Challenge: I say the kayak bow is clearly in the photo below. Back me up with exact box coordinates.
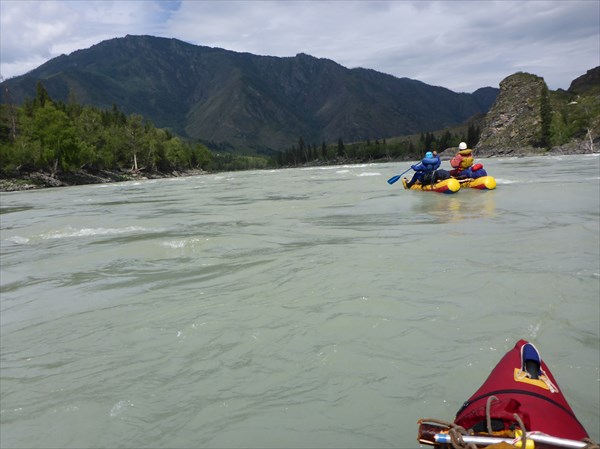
[417,340,595,449]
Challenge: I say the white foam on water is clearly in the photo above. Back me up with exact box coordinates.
[109,400,134,417]
[6,236,30,244]
[301,165,344,171]
[528,322,541,339]
[41,226,148,240]
[161,237,207,249]
[495,178,517,184]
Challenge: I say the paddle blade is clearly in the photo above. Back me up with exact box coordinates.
[387,175,401,185]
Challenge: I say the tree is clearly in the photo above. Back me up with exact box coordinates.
[298,137,307,162]
[438,130,452,150]
[66,89,83,118]
[191,143,212,169]
[539,84,552,149]
[0,104,13,143]
[126,114,144,170]
[424,132,435,151]
[31,103,81,173]
[337,138,345,157]
[467,124,480,148]
[73,108,104,168]
[0,78,18,141]
[33,82,52,109]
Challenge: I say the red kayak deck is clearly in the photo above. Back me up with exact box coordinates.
[455,339,589,440]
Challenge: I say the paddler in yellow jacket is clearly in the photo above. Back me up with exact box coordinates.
[449,142,487,179]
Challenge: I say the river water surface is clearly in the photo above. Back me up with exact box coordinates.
[1,154,599,448]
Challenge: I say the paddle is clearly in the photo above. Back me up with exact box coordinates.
[432,432,587,449]
[418,422,588,449]
[387,167,413,185]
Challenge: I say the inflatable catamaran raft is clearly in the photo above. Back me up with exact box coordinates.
[400,175,496,193]
[401,177,461,194]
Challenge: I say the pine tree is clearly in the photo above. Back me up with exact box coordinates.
[337,138,345,157]
[34,82,52,109]
[466,124,482,148]
[540,84,552,149]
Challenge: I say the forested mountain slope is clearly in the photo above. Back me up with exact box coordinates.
[1,35,497,152]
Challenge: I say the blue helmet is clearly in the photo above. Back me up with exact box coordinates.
[425,151,433,158]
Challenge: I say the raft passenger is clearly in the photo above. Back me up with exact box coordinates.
[405,151,441,188]
[449,142,487,179]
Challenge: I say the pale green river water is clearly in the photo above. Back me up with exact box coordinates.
[1,154,599,448]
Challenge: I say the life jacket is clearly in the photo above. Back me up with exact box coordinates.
[451,150,474,169]
[420,156,441,172]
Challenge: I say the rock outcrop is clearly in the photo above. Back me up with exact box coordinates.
[475,68,599,157]
[475,72,548,156]
[568,66,600,94]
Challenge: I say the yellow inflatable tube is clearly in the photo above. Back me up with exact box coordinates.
[458,176,496,190]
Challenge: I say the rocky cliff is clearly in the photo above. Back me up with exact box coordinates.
[475,72,548,156]
[568,66,600,94]
[475,69,599,156]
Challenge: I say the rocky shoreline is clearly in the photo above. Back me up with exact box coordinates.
[0,168,206,193]
[474,137,597,158]
[0,139,596,193]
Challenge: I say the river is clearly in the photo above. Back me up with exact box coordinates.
[1,154,599,448]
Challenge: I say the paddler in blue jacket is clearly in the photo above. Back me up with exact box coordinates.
[404,151,441,188]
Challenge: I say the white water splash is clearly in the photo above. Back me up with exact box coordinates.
[41,226,148,240]
[162,237,207,249]
[6,236,29,244]
[110,400,134,417]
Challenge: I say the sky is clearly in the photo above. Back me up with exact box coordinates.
[1,0,599,93]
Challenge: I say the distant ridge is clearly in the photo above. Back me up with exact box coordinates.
[568,66,600,94]
[1,35,498,152]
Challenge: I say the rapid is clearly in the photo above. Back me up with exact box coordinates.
[1,154,599,448]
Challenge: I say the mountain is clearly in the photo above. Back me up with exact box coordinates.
[1,35,498,153]
[568,66,600,95]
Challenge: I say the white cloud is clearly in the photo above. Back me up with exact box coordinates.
[1,0,598,92]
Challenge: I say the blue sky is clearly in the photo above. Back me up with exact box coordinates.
[1,0,598,93]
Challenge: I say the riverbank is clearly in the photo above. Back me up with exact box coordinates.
[0,168,206,192]
[474,136,597,158]
[1,138,596,193]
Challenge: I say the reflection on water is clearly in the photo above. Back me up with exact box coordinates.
[411,190,497,223]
